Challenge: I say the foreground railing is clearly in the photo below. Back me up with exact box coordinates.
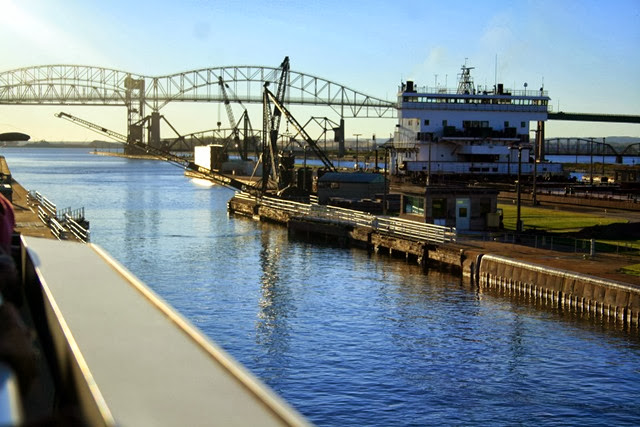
[17,235,309,426]
[237,193,456,244]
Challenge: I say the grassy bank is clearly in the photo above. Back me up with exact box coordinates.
[498,203,627,232]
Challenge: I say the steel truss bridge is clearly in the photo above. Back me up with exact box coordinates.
[544,137,640,162]
[0,64,396,118]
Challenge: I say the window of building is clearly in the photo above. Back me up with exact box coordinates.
[432,198,447,218]
[405,195,425,216]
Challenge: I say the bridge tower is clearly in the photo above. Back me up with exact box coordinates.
[149,111,161,149]
[125,76,145,152]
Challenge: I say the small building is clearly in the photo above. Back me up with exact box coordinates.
[193,144,257,175]
[614,168,640,189]
[401,185,499,231]
[317,172,387,204]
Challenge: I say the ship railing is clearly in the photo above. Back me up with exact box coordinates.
[407,102,550,114]
[64,213,90,243]
[401,85,549,97]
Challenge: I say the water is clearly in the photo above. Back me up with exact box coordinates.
[3,147,640,426]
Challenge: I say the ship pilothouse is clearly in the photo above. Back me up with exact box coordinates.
[391,63,563,181]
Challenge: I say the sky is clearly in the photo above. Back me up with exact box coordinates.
[0,0,639,142]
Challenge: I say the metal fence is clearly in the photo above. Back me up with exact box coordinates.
[28,191,90,242]
[468,231,639,256]
[237,192,456,244]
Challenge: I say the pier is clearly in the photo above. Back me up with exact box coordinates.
[228,192,640,325]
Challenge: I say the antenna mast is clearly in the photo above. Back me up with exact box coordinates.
[456,62,475,95]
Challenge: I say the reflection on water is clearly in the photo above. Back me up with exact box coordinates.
[3,148,640,426]
[255,228,294,379]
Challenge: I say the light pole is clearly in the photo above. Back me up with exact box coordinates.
[353,133,362,170]
[383,146,389,215]
[590,137,594,185]
[510,144,524,233]
[531,129,538,206]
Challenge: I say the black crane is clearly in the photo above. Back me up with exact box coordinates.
[55,112,259,195]
[262,56,290,192]
[217,77,256,161]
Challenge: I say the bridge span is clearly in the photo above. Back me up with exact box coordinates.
[0,64,396,118]
[2,64,639,155]
[544,137,640,162]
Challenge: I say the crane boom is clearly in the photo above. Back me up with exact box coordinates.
[218,77,237,137]
[264,89,336,172]
[55,112,128,142]
[55,111,260,195]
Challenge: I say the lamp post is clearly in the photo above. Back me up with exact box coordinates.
[590,137,594,185]
[510,144,524,233]
[353,133,362,170]
[530,129,538,206]
[383,146,389,215]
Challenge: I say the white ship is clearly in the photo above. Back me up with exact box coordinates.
[390,64,563,181]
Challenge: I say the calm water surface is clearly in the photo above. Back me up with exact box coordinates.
[3,147,640,426]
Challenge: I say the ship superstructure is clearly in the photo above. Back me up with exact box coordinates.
[391,64,563,180]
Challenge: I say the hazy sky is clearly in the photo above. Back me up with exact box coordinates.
[1,0,639,142]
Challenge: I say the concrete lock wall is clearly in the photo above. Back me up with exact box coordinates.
[477,254,640,326]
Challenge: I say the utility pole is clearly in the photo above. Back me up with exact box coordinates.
[516,145,523,233]
[353,133,362,170]
[590,137,594,185]
[531,130,538,206]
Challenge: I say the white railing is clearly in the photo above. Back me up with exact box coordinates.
[237,193,456,244]
[64,213,90,243]
[38,205,69,240]
[29,191,57,217]
[29,191,89,242]
[375,217,456,244]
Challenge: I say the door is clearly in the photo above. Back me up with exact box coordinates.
[455,198,470,230]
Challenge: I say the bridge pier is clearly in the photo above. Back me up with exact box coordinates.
[149,111,161,148]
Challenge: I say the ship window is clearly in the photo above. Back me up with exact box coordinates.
[424,119,430,126]
[442,120,448,127]
[504,121,509,128]
[521,121,526,128]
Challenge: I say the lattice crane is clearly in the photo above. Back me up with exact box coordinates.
[218,77,254,161]
[55,111,259,195]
